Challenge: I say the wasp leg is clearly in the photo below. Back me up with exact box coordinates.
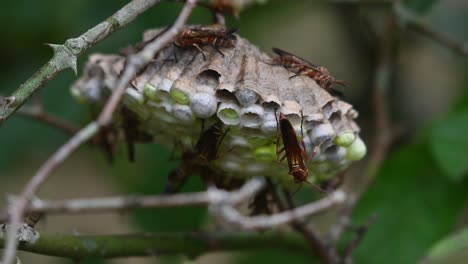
[288,73,301,80]
[192,44,207,61]
[212,46,225,57]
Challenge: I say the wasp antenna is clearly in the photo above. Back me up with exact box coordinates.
[291,183,303,196]
[334,80,348,87]
[227,28,239,34]
[288,73,301,80]
[272,47,288,56]
[272,47,296,57]
[213,46,226,57]
[304,179,328,195]
[330,88,344,98]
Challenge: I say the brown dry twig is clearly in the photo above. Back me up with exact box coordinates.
[268,180,336,264]
[332,0,468,57]
[343,214,377,262]
[0,94,79,134]
[394,3,468,56]
[13,94,80,134]
[15,106,80,135]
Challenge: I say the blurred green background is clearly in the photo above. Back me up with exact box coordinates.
[1,0,468,263]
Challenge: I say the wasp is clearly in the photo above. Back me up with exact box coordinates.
[276,112,325,193]
[164,121,228,194]
[174,24,237,60]
[271,47,347,96]
[120,107,153,162]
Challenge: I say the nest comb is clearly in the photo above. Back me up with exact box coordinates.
[71,28,366,187]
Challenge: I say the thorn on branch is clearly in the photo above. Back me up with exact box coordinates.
[45,44,78,75]
[0,97,16,109]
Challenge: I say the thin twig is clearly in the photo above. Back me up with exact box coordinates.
[213,189,346,230]
[331,0,468,57]
[1,1,199,263]
[343,214,377,262]
[0,94,79,134]
[0,0,163,125]
[1,93,83,137]
[16,106,80,134]
[214,12,226,26]
[0,231,312,259]
[394,3,468,56]
[1,178,265,221]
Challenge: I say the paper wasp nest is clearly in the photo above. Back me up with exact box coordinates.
[72,28,366,187]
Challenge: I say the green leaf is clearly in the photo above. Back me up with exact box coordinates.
[353,143,466,264]
[430,110,468,181]
[420,227,468,264]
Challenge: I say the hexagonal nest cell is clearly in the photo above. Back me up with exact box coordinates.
[72,27,366,188]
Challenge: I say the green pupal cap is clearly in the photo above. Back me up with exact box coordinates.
[334,132,356,147]
[170,88,191,105]
[254,144,277,162]
[143,83,162,103]
[345,137,366,161]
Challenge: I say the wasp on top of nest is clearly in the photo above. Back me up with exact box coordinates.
[174,24,238,60]
[270,47,347,97]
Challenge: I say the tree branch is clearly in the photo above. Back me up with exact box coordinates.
[0,0,162,125]
[0,231,311,260]
[1,178,265,221]
[343,214,377,261]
